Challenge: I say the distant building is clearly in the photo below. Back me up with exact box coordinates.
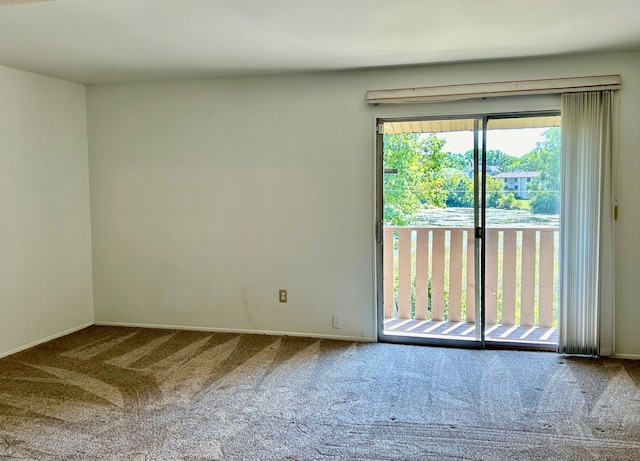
[493,171,539,199]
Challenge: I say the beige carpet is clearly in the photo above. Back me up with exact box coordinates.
[1,326,640,460]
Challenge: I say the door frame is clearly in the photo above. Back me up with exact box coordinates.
[375,115,485,349]
[375,111,561,351]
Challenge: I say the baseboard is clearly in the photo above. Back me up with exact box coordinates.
[93,321,374,343]
[0,322,94,359]
[614,353,640,360]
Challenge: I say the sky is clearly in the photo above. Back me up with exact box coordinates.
[436,127,547,157]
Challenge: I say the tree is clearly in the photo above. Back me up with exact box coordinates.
[519,128,561,213]
[496,193,521,210]
[441,172,506,208]
[530,191,558,214]
[485,175,506,208]
[463,149,520,172]
[383,133,447,225]
[441,152,471,170]
[444,172,473,207]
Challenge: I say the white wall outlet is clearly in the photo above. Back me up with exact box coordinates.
[332,315,341,329]
[279,289,287,303]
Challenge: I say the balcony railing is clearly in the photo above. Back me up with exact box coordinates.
[383,227,559,332]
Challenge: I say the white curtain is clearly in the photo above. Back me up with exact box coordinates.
[558,91,615,356]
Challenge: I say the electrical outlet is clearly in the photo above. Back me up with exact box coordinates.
[332,315,341,329]
[279,289,287,303]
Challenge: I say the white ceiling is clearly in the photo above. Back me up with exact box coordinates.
[0,0,639,85]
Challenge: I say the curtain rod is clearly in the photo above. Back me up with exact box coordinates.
[366,75,621,104]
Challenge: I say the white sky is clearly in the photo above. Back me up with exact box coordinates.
[437,127,547,157]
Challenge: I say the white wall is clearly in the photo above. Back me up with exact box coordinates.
[0,65,93,357]
[87,51,640,354]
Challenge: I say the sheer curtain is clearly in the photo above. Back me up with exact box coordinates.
[558,91,615,355]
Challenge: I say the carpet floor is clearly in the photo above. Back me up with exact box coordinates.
[1,326,640,460]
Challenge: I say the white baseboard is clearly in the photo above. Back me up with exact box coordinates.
[614,353,640,360]
[0,322,94,359]
[93,321,374,343]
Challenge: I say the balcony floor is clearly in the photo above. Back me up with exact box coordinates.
[383,318,558,347]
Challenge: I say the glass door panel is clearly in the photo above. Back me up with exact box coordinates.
[379,118,483,345]
[482,116,560,347]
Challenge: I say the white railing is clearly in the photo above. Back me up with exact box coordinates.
[384,227,558,327]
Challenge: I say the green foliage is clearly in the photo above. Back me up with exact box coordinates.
[518,128,560,176]
[485,176,506,208]
[496,193,521,210]
[384,127,561,221]
[520,128,561,214]
[383,133,447,225]
[444,172,473,207]
[530,191,560,214]
[463,149,520,172]
[441,173,506,208]
[441,152,471,170]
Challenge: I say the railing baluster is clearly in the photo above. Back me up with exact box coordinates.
[520,229,536,326]
[485,228,499,325]
[414,229,429,320]
[383,228,395,319]
[397,228,412,319]
[502,229,517,325]
[448,229,463,322]
[466,229,476,323]
[431,229,445,321]
[538,230,555,327]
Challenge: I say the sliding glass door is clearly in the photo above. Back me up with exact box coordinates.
[377,114,560,350]
[377,117,484,347]
[483,117,560,347]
